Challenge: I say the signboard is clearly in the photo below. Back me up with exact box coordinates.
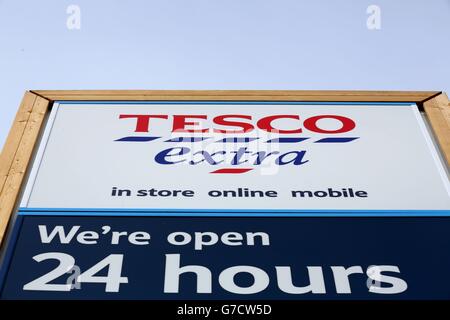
[0,91,449,302]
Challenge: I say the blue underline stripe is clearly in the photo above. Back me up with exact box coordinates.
[266,137,309,143]
[165,137,210,142]
[315,137,359,143]
[218,137,259,143]
[115,136,159,142]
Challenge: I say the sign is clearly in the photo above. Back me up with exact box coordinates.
[1,95,449,301]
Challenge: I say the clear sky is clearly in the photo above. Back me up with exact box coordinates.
[0,0,449,148]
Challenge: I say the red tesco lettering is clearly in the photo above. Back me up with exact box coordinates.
[119,114,356,134]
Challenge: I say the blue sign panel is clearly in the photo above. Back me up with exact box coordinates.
[1,214,450,299]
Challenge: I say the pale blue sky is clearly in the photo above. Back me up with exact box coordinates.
[0,0,449,148]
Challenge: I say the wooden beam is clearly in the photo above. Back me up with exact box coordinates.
[0,93,50,245]
[423,93,450,166]
[32,90,440,103]
[0,92,37,197]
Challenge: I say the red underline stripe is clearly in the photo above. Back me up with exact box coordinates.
[210,168,253,174]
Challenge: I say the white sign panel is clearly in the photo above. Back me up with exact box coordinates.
[20,102,450,213]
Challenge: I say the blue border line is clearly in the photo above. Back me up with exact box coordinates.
[56,101,415,106]
[18,212,450,217]
[18,208,450,217]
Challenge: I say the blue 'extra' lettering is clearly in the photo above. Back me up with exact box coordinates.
[154,147,309,166]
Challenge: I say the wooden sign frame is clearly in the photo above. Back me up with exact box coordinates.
[0,90,449,247]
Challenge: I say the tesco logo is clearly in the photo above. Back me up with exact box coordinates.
[115,114,359,174]
[118,114,356,134]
